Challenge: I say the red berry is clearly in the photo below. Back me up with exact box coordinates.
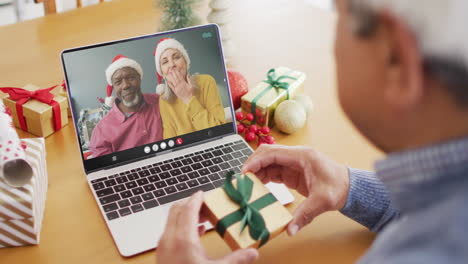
[249,125,258,134]
[246,113,254,122]
[261,127,270,135]
[265,135,275,144]
[258,141,264,146]
[237,123,245,133]
[235,112,245,121]
[245,132,256,142]
[258,116,266,125]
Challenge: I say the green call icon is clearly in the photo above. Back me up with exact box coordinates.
[202,32,213,39]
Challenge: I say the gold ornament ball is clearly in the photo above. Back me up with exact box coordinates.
[292,94,313,118]
[274,100,307,134]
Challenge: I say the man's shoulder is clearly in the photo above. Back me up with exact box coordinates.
[364,245,468,264]
[363,198,468,263]
[361,180,468,263]
[395,188,468,245]
[442,186,468,229]
[412,187,468,234]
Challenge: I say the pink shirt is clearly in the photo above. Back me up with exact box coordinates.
[89,93,163,158]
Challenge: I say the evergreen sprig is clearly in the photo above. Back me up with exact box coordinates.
[156,0,201,31]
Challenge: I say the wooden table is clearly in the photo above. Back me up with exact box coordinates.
[0,0,381,263]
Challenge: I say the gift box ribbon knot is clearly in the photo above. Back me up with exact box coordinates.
[0,85,63,132]
[216,171,278,247]
[251,68,297,124]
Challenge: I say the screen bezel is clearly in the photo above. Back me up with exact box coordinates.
[60,24,237,174]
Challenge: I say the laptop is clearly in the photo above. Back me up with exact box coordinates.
[61,24,294,257]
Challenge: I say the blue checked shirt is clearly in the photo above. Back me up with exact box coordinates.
[340,137,468,263]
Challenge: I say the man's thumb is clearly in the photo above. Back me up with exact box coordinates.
[221,248,259,264]
[288,196,323,236]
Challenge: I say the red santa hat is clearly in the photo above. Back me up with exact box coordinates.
[153,38,190,94]
[104,54,144,106]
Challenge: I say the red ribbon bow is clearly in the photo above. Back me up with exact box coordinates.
[0,85,62,132]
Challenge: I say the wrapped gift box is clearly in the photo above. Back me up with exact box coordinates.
[203,172,292,250]
[51,83,72,117]
[0,138,48,248]
[240,67,306,127]
[0,84,68,137]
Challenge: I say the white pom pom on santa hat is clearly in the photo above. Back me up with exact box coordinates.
[104,54,144,106]
[104,87,115,107]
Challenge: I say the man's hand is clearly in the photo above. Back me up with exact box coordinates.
[242,144,350,236]
[165,71,194,104]
[157,191,259,264]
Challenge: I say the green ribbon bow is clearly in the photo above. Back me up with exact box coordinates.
[216,171,277,247]
[250,68,297,124]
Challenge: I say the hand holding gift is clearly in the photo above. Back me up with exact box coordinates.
[157,171,292,264]
[242,144,350,235]
[203,171,292,249]
[157,191,259,264]
[157,144,351,263]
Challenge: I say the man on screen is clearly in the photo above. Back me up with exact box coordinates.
[89,54,163,158]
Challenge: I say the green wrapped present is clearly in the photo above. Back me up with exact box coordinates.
[240,67,306,127]
[203,172,292,249]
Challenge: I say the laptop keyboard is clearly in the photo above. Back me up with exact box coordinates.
[90,140,253,221]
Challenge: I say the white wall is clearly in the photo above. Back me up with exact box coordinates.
[304,0,332,9]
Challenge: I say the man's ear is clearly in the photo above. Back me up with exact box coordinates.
[380,11,425,111]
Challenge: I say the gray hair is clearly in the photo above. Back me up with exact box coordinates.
[348,0,468,107]
[160,81,176,102]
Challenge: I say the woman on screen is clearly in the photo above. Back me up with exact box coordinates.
[154,38,226,139]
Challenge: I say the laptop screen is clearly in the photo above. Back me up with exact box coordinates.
[61,24,235,173]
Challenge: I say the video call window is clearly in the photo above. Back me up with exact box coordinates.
[62,25,233,163]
